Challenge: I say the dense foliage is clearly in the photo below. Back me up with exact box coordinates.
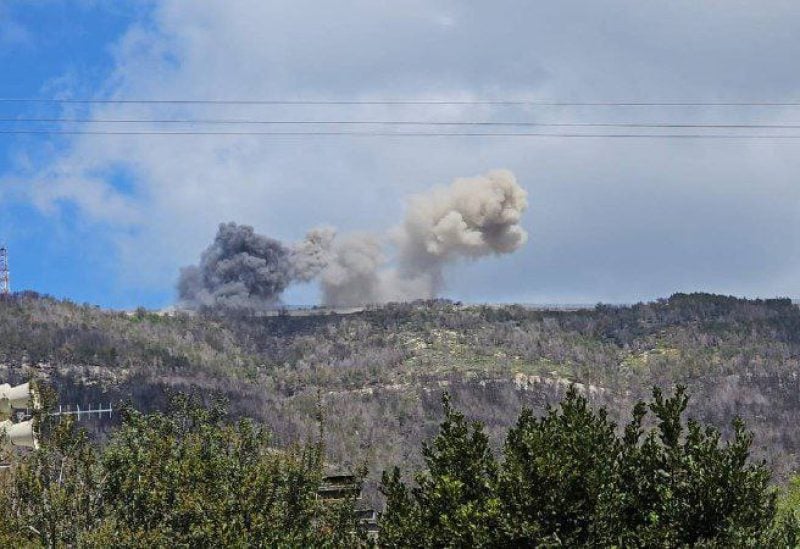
[380,388,799,547]
[0,394,368,548]
[3,385,798,547]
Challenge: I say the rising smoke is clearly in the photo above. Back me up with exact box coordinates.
[177,223,293,310]
[178,170,528,310]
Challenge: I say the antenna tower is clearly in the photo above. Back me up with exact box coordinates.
[0,246,8,295]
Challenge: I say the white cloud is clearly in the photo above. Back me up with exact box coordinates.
[8,0,800,304]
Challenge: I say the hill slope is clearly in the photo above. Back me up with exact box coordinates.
[2,292,800,501]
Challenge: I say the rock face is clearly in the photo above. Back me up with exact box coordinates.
[2,292,800,506]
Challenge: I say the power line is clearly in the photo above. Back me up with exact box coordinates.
[2,98,800,107]
[3,129,800,138]
[3,117,800,129]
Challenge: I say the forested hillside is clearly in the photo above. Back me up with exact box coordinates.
[2,292,800,503]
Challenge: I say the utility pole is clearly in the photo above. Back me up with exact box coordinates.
[0,245,9,295]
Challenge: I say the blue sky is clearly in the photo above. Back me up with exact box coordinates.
[0,2,154,307]
[3,1,800,310]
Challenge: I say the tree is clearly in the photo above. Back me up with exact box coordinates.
[380,394,501,547]
[0,415,100,547]
[0,392,369,548]
[381,387,791,548]
[613,387,776,546]
[498,386,621,546]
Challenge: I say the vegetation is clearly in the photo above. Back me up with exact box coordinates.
[3,291,800,504]
[0,393,368,548]
[2,386,799,547]
[380,388,799,547]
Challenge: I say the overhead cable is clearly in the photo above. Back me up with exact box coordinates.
[2,98,800,107]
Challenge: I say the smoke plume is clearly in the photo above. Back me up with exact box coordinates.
[393,168,529,297]
[288,227,336,282]
[178,170,528,310]
[177,222,293,310]
[319,234,384,306]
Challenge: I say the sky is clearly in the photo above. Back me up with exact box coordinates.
[2,1,800,309]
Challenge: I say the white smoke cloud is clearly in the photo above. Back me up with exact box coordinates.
[319,233,384,306]
[396,169,527,272]
[289,227,336,282]
[321,169,529,305]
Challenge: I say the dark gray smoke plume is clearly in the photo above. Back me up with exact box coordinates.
[178,170,528,310]
[177,222,293,310]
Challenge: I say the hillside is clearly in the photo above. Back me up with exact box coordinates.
[2,292,800,503]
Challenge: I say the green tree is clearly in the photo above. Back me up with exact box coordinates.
[778,473,800,520]
[498,386,621,546]
[0,415,100,547]
[614,387,776,546]
[380,394,501,548]
[381,387,792,548]
[0,392,369,548]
